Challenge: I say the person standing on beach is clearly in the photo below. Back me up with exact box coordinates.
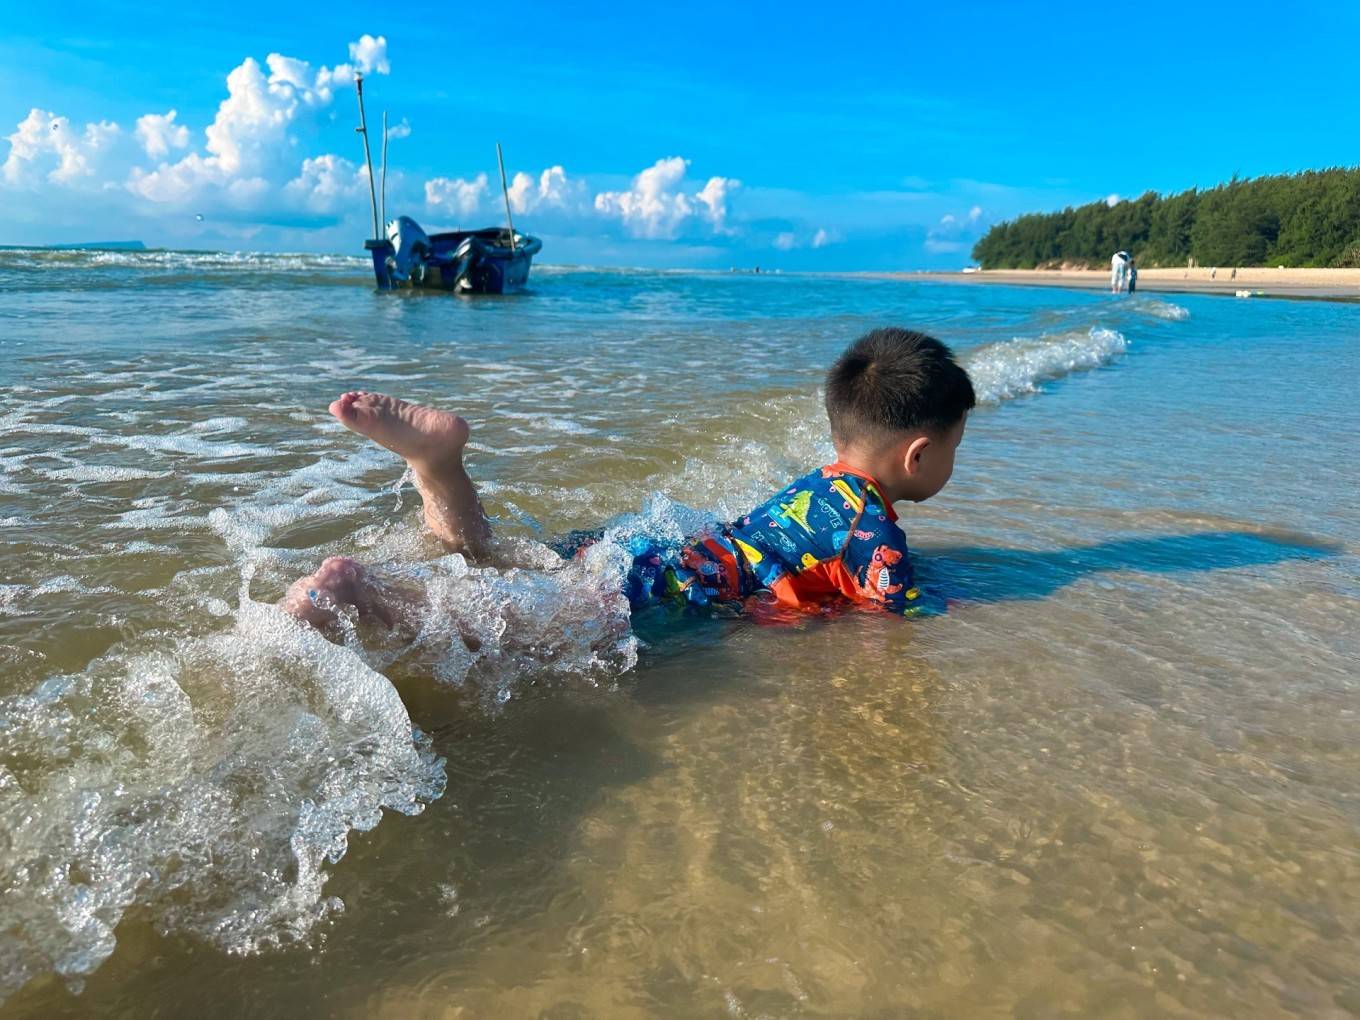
[1128,257,1138,293]
[1110,251,1129,293]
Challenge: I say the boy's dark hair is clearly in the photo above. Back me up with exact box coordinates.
[825,327,976,447]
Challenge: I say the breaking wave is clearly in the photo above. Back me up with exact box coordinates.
[963,326,1128,404]
[1129,297,1191,321]
[0,248,370,291]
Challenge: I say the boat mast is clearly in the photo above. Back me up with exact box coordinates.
[379,110,389,230]
[496,142,517,252]
[353,73,380,240]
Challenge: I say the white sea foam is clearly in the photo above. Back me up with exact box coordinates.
[190,416,250,433]
[963,327,1128,405]
[45,464,173,483]
[495,409,598,435]
[91,431,271,460]
[0,576,121,615]
[4,248,367,274]
[101,504,213,532]
[0,599,445,1002]
[1129,298,1190,321]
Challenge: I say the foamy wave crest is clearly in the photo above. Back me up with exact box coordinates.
[0,600,445,1002]
[1129,298,1190,321]
[0,248,371,292]
[963,327,1128,404]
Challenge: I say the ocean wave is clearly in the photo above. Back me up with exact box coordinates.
[963,327,1128,404]
[1128,298,1190,321]
[0,248,367,272]
[0,248,370,292]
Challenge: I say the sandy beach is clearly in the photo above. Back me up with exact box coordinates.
[880,266,1360,300]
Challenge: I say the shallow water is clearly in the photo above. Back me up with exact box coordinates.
[1,250,1357,1017]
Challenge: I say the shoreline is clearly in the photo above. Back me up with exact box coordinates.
[867,267,1360,302]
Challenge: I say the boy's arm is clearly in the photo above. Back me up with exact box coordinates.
[841,526,930,617]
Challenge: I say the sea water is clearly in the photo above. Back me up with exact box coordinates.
[0,250,1356,1017]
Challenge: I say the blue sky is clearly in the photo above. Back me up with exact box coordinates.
[2,1,1356,268]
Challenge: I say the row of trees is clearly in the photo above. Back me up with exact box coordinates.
[971,168,1360,269]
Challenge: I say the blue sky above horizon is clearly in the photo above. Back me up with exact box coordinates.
[2,1,1357,269]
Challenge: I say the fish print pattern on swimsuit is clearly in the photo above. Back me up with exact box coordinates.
[646,463,923,615]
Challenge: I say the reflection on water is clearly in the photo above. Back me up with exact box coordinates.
[1,252,1358,1016]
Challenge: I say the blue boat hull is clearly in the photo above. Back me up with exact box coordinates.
[365,227,541,294]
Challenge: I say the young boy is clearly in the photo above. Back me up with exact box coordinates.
[281,327,975,627]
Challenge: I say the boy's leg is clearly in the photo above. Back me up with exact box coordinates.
[329,391,492,557]
[280,391,490,630]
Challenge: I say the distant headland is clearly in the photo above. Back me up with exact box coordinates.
[0,241,147,251]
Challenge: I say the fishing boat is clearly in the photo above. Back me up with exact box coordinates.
[364,220,542,293]
[352,74,541,294]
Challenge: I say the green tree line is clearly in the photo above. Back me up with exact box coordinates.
[970,168,1360,269]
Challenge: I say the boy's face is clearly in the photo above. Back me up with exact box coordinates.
[900,415,966,502]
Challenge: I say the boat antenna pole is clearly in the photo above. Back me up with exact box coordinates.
[496,142,517,252]
[379,110,389,230]
[354,72,380,240]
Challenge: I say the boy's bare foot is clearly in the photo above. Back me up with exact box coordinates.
[280,555,396,629]
[328,390,489,555]
[329,391,470,473]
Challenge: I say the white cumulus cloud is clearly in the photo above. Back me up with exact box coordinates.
[926,205,986,254]
[2,109,120,187]
[425,174,488,218]
[1105,193,1120,207]
[694,175,735,233]
[134,110,189,159]
[313,35,390,93]
[593,157,739,239]
[284,153,369,213]
[349,34,390,75]
[506,165,581,214]
[772,226,839,251]
[127,37,389,206]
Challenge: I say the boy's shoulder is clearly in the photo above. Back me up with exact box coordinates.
[813,462,895,515]
[731,462,901,554]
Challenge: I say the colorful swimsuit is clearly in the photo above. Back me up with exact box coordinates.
[611,462,924,617]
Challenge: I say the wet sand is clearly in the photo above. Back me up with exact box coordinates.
[877,267,1360,301]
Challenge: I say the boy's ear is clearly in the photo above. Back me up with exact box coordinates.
[903,435,931,475]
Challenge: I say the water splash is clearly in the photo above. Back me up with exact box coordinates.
[351,541,640,700]
[0,600,445,1002]
[963,327,1128,405]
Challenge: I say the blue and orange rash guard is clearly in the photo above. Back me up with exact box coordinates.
[659,463,924,616]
